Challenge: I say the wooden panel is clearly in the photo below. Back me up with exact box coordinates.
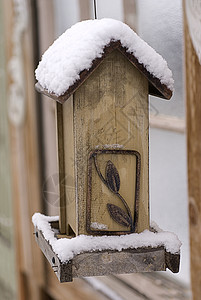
[35,226,180,283]
[184,3,201,300]
[72,248,166,277]
[34,229,73,283]
[90,152,137,233]
[85,273,191,300]
[47,273,108,300]
[115,273,191,300]
[74,49,149,235]
[85,276,144,300]
[62,96,76,234]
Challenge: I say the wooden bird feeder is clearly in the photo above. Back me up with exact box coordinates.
[33,19,180,282]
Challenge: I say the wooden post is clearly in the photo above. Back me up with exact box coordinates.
[4,0,45,298]
[0,1,17,298]
[79,0,90,20]
[36,0,59,220]
[56,102,66,234]
[184,4,201,299]
[123,0,138,32]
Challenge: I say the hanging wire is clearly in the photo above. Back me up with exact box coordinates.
[93,0,97,19]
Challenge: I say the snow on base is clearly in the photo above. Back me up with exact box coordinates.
[95,144,124,149]
[35,18,174,96]
[150,220,163,233]
[32,213,181,263]
[91,222,108,230]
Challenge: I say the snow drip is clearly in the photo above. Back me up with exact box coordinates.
[35,18,174,96]
[32,213,181,263]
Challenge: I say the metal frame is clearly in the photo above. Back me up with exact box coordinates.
[86,149,141,235]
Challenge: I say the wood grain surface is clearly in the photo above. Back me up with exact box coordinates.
[73,49,149,235]
[184,3,201,299]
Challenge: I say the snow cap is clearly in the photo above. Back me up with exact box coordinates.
[35,18,174,103]
[32,213,181,263]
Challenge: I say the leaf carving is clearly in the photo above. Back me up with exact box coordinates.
[105,160,120,193]
[107,203,131,227]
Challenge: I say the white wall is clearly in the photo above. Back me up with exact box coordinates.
[137,0,184,118]
[96,0,123,20]
[137,0,189,284]
[53,0,124,37]
[150,128,190,284]
[53,0,79,37]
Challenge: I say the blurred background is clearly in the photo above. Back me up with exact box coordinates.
[0,0,200,299]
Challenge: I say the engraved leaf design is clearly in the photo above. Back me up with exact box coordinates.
[105,160,120,193]
[107,203,131,227]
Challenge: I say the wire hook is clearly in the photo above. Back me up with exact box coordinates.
[93,0,97,19]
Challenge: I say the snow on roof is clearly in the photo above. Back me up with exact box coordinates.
[35,18,174,97]
[32,213,181,263]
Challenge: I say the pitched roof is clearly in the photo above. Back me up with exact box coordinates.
[35,19,173,104]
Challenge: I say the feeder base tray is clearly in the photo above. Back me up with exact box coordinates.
[34,221,180,283]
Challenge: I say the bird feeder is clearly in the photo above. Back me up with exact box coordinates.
[33,19,181,282]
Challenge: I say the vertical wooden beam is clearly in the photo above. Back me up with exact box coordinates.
[4,0,45,299]
[184,4,201,299]
[3,2,27,299]
[79,0,91,20]
[123,0,138,32]
[0,0,17,298]
[56,102,66,234]
[36,0,59,218]
[63,97,76,235]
